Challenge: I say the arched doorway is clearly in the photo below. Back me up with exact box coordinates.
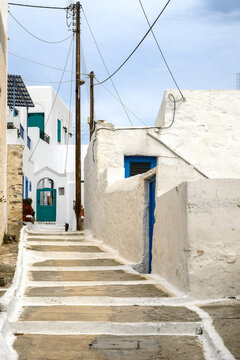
[36,178,56,221]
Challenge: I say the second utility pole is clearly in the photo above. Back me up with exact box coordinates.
[75,1,82,230]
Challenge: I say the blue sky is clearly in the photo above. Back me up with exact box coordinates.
[7,0,240,143]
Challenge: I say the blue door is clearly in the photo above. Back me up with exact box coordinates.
[25,177,29,198]
[37,188,56,221]
[149,176,156,273]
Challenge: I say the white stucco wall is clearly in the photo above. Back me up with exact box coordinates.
[187,179,240,298]
[152,182,189,291]
[155,89,240,178]
[102,175,145,263]
[85,121,205,267]
[152,179,240,298]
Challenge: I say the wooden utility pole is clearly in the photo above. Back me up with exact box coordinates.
[89,71,95,139]
[75,1,82,230]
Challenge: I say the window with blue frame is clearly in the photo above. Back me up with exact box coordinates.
[29,181,32,192]
[124,156,157,178]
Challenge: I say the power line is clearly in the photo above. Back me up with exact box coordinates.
[97,0,170,85]
[82,8,133,126]
[9,10,72,44]
[8,3,68,10]
[138,0,184,100]
[29,36,74,162]
[23,78,74,84]
[8,51,87,75]
[94,76,147,126]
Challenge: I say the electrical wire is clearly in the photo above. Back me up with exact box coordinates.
[8,51,88,75]
[138,0,184,100]
[8,10,72,44]
[94,93,183,132]
[82,8,133,127]
[22,78,74,84]
[96,0,170,85]
[8,3,68,10]
[29,36,74,162]
[94,76,147,126]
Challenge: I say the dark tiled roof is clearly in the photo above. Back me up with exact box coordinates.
[8,74,34,108]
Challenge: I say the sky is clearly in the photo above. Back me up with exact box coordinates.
[7,0,240,143]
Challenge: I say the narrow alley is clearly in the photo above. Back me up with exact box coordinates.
[0,228,236,360]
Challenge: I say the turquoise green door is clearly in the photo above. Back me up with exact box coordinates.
[28,113,45,140]
[37,188,56,221]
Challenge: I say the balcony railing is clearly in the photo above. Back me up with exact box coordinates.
[20,124,24,139]
[27,136,31,149]
[40,130,50,144]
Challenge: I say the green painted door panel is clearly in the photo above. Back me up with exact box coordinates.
[37,188,56,222]
[28,113,45,138]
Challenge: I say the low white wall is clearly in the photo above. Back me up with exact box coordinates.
[187,179,240,298]
[152,182,189,291]
[153,179,240,298]
[102,175,145,264]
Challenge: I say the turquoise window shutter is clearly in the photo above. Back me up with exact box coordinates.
[57,120,61,142]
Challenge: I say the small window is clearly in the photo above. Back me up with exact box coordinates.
[124,156,157,178]
[29,181,32,192]
[57,120,61,143]
[59,187,65,195]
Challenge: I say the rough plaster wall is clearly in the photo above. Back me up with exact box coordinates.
[156,150,203,196]
[102,176,144,263]
[155,89,240,178]
[187,179,240,298]
[7,145,23,236]
[152,182,189,292]
[0,3,7,244]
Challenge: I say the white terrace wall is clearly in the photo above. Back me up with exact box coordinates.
[153,179,240,298]
[0,0,7,243]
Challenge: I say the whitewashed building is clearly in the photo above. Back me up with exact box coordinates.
[7,84,84,230]
[26,86,76,228]
[85,90,240,298]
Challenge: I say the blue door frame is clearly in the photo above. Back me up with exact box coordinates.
[124,156,157,178]
[149,176,156,273]
[37,188,56,222]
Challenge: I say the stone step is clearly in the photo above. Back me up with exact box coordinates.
[28,270,146,282]
[26,245,104,253]
[25,284,170,298]
[11,321,201,335]
[19,305,200,323]
[13,334,206,360]
[31,259,124,267]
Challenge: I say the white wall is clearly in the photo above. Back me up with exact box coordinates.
[155,89,240,178]
[152,179,240,298]
[85,121,203,240]
[152,182,189,291]
[187,179,240,298]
